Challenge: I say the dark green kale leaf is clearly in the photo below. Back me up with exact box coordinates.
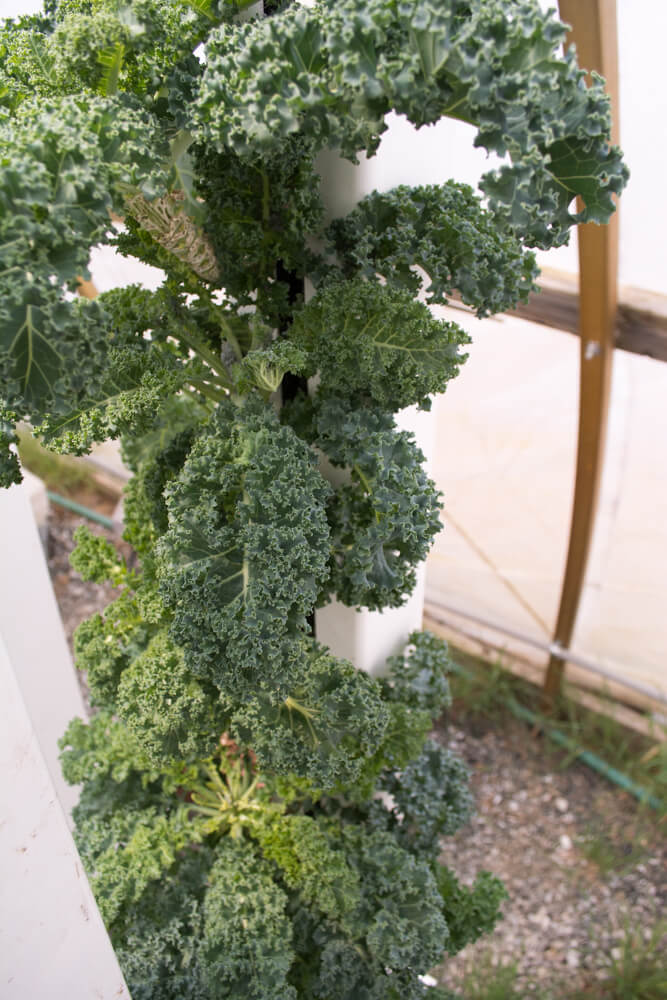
[378,0,629,247]
[119,392,210,559]
[0,95,170,431]
[0,289,111,425]
[224,640,389,787]
[157,395,331,700]
[326,183,538,317]
[0,407,21,487]
[113,848,211,1000]
[376,739,473,853]
[381,630,453,717]
[288,396,442,610]
[340,827,450,971]
[294,933,442,1000]
[0,93,168,281]
[286,825,457,998]
[435,866,508,956]
[289,279,469,412]
[194,138,324,324]
[139,424,200,535]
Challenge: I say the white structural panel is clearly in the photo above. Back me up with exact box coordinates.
[0,478,130,997]
[0,630,130,999]
[0,480,87,817]
[426,308,578,654]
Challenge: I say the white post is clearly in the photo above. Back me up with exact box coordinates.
[315,402,437,673]
[313,148,438,672]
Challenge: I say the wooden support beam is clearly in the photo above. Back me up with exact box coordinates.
[544,0,621,705]
[507,270,667,363]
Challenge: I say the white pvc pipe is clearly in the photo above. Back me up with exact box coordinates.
[424,599,667,706]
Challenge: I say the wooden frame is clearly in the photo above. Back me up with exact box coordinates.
[543,0,622,704]
[509,270,667,364]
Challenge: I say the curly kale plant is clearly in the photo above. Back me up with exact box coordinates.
[1,0,625,996]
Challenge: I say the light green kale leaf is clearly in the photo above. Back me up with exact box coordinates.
[199,839,297,1000]
[73,802,198,925]
[254,813,361,925]
[195,5,387,161]
[116,630,228,766]
[37,336,186,456]
[71,586,161,709]
[69,524,135,587]
[1,0,229,106]
[234,339,309,396]
[0,12,58,116]
[60,711,153,787]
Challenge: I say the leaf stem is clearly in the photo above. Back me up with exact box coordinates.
[187,380,227,403]
[176,326,232,382]
[217,314,244,362]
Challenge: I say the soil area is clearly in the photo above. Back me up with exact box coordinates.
[434,715,665,995]
[47,506,666,998]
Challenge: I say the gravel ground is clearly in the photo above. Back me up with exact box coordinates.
[47,506,666,998]
[48,507,120,651]
[434,716,666,995]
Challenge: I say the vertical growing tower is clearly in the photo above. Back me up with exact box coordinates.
[0,2,626,996]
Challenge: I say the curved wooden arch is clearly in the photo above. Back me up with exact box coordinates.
[544,0,621,703]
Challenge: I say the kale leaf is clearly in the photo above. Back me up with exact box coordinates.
[289,279,469,412]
